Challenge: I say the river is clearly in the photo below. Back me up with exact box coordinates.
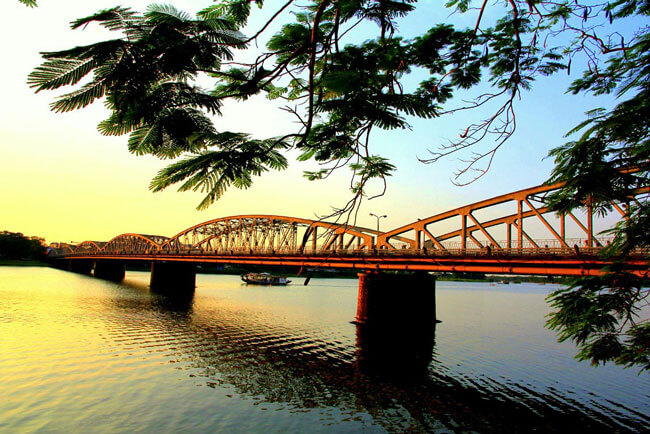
[0,266,648,432]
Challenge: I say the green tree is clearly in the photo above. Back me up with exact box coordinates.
[0,231,46,260]
[29,1,648,369]
[28,5,289,208]
[19,0,37,7]
[540,0,650,371]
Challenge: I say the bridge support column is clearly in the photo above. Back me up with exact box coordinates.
[355,272,436,325]
[150,262,196,295]
[48,258,68,271]
[94,260,126,282]
[67,259,93,275]
[354,272,437,378]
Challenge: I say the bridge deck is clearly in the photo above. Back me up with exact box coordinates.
[60,248,649,277]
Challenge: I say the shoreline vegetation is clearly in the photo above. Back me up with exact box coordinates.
[0,261,562,284]
[117,262,563,283]
[1,260,560,284]
[188,264,565,284]
[0,231,46,265]
[0,259,48,267]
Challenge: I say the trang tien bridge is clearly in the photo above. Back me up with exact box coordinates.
[49,181,648,327]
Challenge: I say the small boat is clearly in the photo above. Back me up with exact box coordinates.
[241,272,291,286]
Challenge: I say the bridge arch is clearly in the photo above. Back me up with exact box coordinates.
[160,215,376,253]
[101,233,168,255]
[48,242,75,256]
[73,241,105,255]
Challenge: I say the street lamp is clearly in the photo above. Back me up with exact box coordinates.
[369,213,387,233]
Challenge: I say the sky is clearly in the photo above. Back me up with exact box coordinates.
[0,0,623,244]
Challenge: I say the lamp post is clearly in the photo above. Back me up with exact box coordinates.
[369,213,387,233]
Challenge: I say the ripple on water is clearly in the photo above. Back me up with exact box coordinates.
[0,268,648,432]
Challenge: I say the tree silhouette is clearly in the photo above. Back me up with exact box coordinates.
[0,231,45,260]
[28,5,289,208]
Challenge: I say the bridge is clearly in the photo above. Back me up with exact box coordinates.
[50,181,649,275]
[49,180,648,326]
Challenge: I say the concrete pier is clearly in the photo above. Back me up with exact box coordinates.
[94,260,126,282]
[355,272,436,326]
[354,272,437,378]
[67,259,93,275]
[150,262,196,295]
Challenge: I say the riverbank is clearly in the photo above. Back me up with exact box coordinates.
[436,273,566,284]
[0,259,48,267]
[6,261,565,284]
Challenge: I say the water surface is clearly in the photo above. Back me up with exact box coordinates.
[0,267,648,432]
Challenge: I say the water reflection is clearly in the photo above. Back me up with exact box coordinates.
[355,321,436,381]
[107,284,644,432]
[151,292,195,313]
[99,276,195,313]
[1,268,648,433]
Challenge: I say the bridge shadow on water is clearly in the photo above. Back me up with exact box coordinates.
[104,276,196,313]
[99,279,643,433]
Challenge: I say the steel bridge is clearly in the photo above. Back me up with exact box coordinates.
[50,181,649,278]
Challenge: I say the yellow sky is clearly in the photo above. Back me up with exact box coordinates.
[1,1,589,244]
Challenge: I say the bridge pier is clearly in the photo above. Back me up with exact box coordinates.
[355,272,437,325]
[94,260,126,282]
[67,259,93,275]
[150,262,196,295]
[354,272,437,378]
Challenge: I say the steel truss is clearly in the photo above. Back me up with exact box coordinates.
[50,181,648,267]
[377,183,649,255]
[159,215,375,254]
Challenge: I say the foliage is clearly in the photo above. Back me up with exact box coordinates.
[0,231,46,260]
[29,1,568,213]
[541,0,649,372]
[19,0,37,7]
[547,270,649,372]
[27,5,286,199]
[150,132,289,209]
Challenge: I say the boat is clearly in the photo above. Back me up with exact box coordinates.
[241,272,291,286]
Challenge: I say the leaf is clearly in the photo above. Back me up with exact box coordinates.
[70,7,140,32]
[98,115,141,136]
[150,133,288,208]
[145,4,192,24]
[50,79,107,112]
[28,58,97,92]
[18,0,37,8]
[128,124,160,155]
